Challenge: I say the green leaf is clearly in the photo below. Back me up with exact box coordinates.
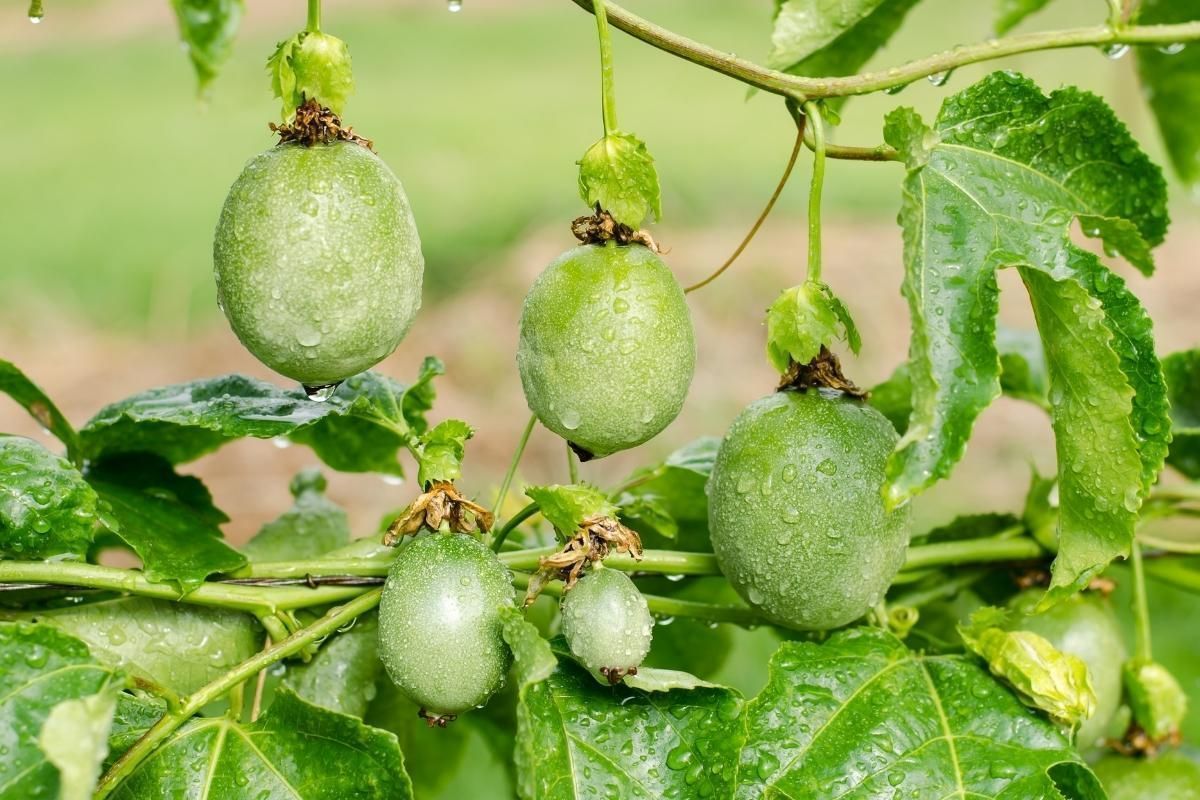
[768,0,919,106]
[268,30,355,120]
[1163,349,1200,478]
[81,365,441,476]
[765,280,860,372]
[89,452,228,528]
[639,577,736,679]
[111,687,413,800]
[910,511,1021,546]
[242,469,350,562]
[171,0,243,91]
[616,437,718,551]
[87,478,246,592]
[738,627,1103,799]
[616,494,678,541]
[106,693,167,766]
[0,622,117,800]
[525,484,617,538]
[994,0,1054,35]
[416,419,474,487]
[24,597,260,698]
[577,131,662,229]
[882,71,1168,513]
[284,612,382,718]
[512,654,744,798]
[38,684,118,800]
[0,359,79,460]
[0,435,99,560]
[959,608,1097,726]
[1021,269,1144,600]
[1137,0,1200,188]
[500,606,558,689]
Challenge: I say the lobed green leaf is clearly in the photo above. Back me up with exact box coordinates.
[416,418,474,487]
[765,280,860,373]
[0,435,99,561]
[525,483,617,539]
[577,131,662,229]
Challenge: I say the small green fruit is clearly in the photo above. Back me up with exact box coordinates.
[378,534,513,717]
[1093,751,1200,800]
[561,567,653,679]
[517,242,694,458]
[708,389,911,630]
[214,141,423,388]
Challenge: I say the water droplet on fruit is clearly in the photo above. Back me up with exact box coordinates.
[560,409,581,430]
[1101,43,1130,60]
[781,464,797,483]
[295,325,322,347]
[612,297,629,314]
[300,197,319,217]
[303,382,342,402]
[817,458,838,476]
[447,0,462,11]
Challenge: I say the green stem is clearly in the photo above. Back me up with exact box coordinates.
[901,534,1046,571]
[568,0,1200,99]
[500,546,720,575]
[803,101,826,283]
[493,413,537,520]
[511,573,760,625]
[94,589,382,798]
[1130,541,1153,662]
[307,0,321,32]
[491,502,542,553]
[593,0,619,135]
[567,443,580,484]
[240,557,395,579]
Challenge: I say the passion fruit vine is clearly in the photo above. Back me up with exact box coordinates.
[708,388,912,631]
[213,139,423,390]
[377,533,513,723]
[517,241,695,459]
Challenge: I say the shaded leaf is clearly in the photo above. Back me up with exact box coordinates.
[525,484,617,538]
[1136,0,1200,188]
[38,684,118,800]
[0,359,79,460]
[616,494,678,541]
[995,0,1054,35]
[110,687,413,799]
[89,452,228,528]
[171,0,243,90]
[363,679,474,798]
[617,437,718,551]
[910,512,1021,546]
[0,435,98,561]
[639,577,736,680]
[242,469,350,562]
[1163,349,1200,478]
[24,597,260,697]
[0,622,116,800]
[738,627,1103,799]
[284,612,381,718]
[765,280,860,372]
[106,693,167,766]
[577,131,662,228]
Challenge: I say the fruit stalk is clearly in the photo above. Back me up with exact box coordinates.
[593,0,618,136]
[93,589,383,798]
[803,101,825,283]
[307,0,321,33]
[1130,541,1153,662]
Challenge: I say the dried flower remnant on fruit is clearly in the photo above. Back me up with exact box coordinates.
[270,98,374,149]
[523,517,642,604]
[571,206,660,252]
[384,481,494,545]
[417,708,456,728]
[777,346,864,397]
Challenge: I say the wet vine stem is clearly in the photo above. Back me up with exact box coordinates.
[567,0,1200,101]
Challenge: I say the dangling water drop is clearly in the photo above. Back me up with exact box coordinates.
[447,0,462,11]
[1157,42,1186,55]
[302,382,342,402]
[28,0,44,23]
[883,82,910,96]
[1101,43,1130,60]
[926,70,953,87]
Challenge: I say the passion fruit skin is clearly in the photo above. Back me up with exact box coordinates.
[1008,589,1127,751]
[561,567,653,675]
[517,242,695,458]
[708,389,912,631]
[377,534,513,716]
[1093,751,1200,800]
[214,141,423,386]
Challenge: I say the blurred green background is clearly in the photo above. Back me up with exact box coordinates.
[1,0,1185,332]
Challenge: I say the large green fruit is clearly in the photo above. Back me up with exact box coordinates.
[561,567,653,678]
[1093,751,1200,799]
[1008,589,1127,751]
[517,242,694,458]
[708,389,911,630]
[214,141,423,389]
[377,534,513,717]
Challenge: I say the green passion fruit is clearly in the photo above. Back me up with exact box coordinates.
[517,242,695,459]
[214,140,423,391]
[1007,589,1127,751]
[1093,751,1200,800]
[377,533,513,720]
[561,567,653,681]
[708,388,912,630]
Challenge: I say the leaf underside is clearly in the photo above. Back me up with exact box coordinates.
[1136,0,1200,189]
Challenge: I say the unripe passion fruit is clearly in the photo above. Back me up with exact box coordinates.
[214,141,423,389]
[377,534,513,718]
[1093,751,1200,800]
[708,389,911,630]
[1007,589,1127,751]
[517,242,695,458]
[561,567,653,679]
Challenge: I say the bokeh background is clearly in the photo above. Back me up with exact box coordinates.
[3,1,1200,790]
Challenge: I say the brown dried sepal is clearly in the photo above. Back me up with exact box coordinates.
[778,346,865,397]
[600,666,637,685]
[270,98,374,150]
[522,516,643,605]
[384,481,494,546]
[571,205,661,252]
[418,708,456,728]
[1106,723,1182,758]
